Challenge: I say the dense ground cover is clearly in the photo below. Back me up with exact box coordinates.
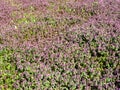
[0,0,120,90]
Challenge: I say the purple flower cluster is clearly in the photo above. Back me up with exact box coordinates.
[0,0,120,90]
[0,0,15,26]
[17,0,49,11]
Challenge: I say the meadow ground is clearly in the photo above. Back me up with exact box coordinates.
[0,0,120,90]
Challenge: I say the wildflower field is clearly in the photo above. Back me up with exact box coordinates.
[0,0,120,90]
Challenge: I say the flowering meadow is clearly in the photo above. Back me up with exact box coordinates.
[0,0,120,90]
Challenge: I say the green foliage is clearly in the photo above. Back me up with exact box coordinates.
[42,16,57,27]
[0,36,3,44]
[0,47,17,90]
[57,5,74,13]
[16,13,37,24]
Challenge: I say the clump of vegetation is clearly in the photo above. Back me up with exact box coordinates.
[0,0,120,90]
